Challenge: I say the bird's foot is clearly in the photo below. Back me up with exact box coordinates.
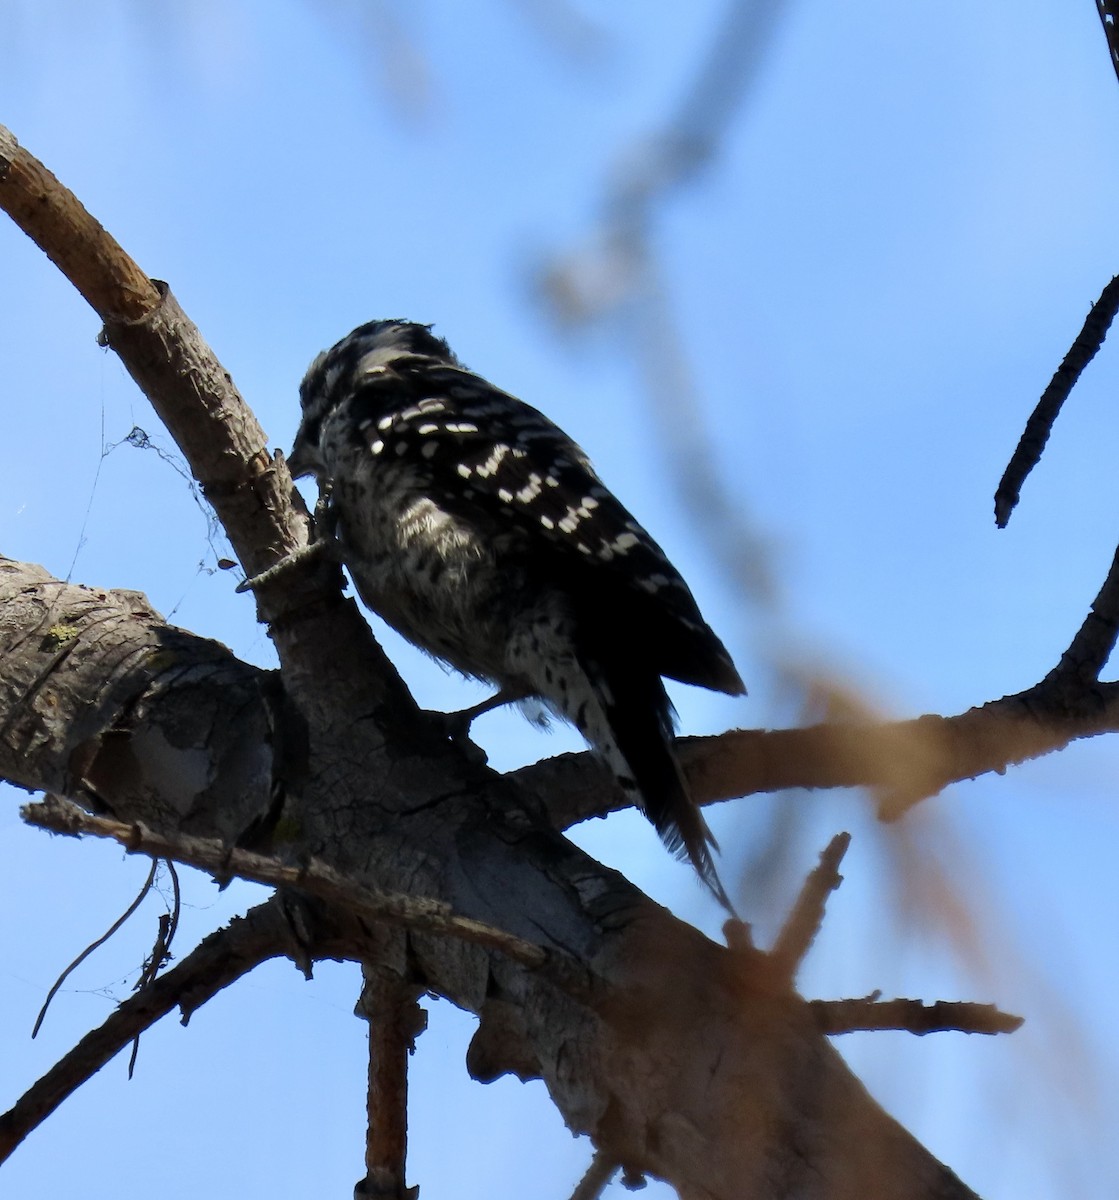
[425,689,526,763]
[237,478,338,593]
[236,539,332,593]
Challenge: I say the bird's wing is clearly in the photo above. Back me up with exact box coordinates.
[353,366,744,694]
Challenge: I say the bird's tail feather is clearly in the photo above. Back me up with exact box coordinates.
[581,654,738,916]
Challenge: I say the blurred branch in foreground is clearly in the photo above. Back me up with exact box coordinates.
[534,0,793,614]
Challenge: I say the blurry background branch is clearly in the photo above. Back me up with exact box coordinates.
[534,0,793,617]
[810,997,1024,1038]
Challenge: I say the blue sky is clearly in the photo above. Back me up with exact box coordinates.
[2,3,1119,1197]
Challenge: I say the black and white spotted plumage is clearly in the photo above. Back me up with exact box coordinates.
[288,320,745,909]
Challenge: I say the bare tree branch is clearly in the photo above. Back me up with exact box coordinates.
[0,123,305,594]
[994,273,1119,528]
[127,860,181,1078]
[0,124,988,1198]
[518,676,1119,829]
[0,896,292,1164]
[6,551,1118,860]
[0,125,156,320]
[23,795,571,986]
[1048,539,1119,683]
[811,997,1024,1038]
[769,832,850,983]
[356,958,425,1200]
[567,1149,618,1200]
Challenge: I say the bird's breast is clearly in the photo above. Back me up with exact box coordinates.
[332,464,520,682]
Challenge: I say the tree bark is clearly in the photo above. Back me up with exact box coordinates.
[0,121,991,1197]
[0,555,976,1199]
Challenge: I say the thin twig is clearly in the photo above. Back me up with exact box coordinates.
[32,860,158,1039]
[994,273,1119,527]
[1048,540,1119,683]
[22,796,590,998]
[769,832,851,983]
[568,1148,618,1200]
[0,897,290,1164]
[810,996,1023,1037]
[127,863,181,1078]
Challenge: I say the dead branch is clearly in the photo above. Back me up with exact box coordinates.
[0,896,292,1164]
[567,1149,618,1200]
[769,833,850,983]
[3,563,984,1197]
[356,958,426,1200]
[0,126,155,320]
[518,676,1119,829]
[1048,540,1119,684]
[5,552,1118,866]
[127,860,181,1078]
[811,997,1024,1037]
[0,124,305,596]
[23,795,567,984]
[994,273,1119,527]
[0,125,988,1197]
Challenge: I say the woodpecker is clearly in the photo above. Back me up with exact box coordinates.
[286,320,745,910]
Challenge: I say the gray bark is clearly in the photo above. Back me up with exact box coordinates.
[0,556,975,1199]
[0,126,988,1195]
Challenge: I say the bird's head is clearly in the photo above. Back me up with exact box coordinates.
[288,320,457,479]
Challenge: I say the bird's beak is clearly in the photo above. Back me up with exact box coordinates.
[286,425,314,480]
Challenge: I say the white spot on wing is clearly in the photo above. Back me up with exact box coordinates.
[517,474,543,503]
[476,444,510,478]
